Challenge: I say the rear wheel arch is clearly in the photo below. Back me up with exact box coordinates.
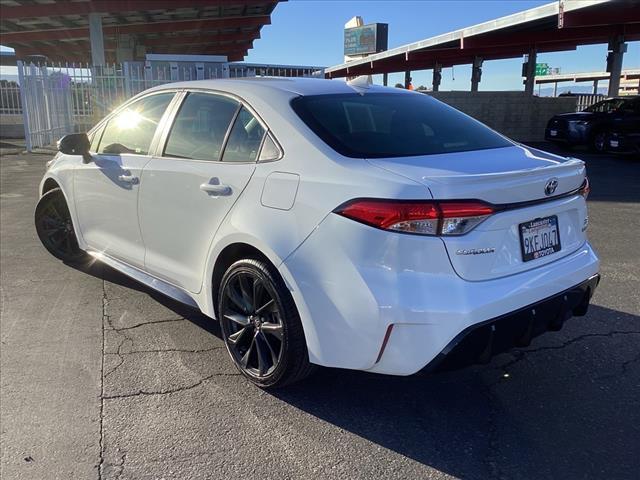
[211,242,274,318]
[41,177,61,196]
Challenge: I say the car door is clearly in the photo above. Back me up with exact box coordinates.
[73,91,176,268]
[138,91,267,293]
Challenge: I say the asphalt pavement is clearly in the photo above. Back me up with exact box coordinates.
[1,144,639,480]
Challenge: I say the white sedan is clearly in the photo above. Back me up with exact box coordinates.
[36,78,600,388]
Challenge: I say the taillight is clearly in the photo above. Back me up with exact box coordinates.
[579,176,590,200]
[334,199,494,236]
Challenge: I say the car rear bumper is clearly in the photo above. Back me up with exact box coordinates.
[280,214,600,376]
[425,273,600,372]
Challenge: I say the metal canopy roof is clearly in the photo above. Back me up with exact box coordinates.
[0,0,284,63]
[534,68,640,84]
[325,0,640,78]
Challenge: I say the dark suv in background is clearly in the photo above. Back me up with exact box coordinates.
[545,96,640,154]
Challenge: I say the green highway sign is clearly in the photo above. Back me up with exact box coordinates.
[535,63,550,76]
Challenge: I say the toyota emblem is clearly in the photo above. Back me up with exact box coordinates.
[544,178,558,196]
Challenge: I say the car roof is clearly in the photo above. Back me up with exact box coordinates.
[147,77,411,98]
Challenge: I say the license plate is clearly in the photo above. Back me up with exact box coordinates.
[550,129,558,137]
[519,216,561,262]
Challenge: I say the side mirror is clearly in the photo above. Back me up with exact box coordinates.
[57,133,90,156]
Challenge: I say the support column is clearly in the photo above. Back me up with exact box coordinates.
[553,81,558,97]
[592,79,599,95]
[89,13,105,66]
[383,72,388,86]
[523,48,537,95]
[432,62,442,92]
[606,35,626,97]
[115,34,135,63]
[404,70,412,89]
[470,56,483,92]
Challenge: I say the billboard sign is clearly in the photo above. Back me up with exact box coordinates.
[344,23,388,56]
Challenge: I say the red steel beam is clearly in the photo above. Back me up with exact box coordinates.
[140,30,260,47]
[462,23,640,50]
[146,40,254,51]
[328,22,640,78]
[0,15,271,43]
[0,1,280,19]
[561,3,640,29]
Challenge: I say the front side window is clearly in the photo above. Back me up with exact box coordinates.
[221,107,266,163]
[164,92,239,161]
[98,93,174,155]
[291,93,511,158]
[89,124,104,152]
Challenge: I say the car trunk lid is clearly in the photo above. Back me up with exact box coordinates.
[367,145,588,281]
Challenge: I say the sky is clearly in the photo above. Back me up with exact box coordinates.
[2,0,639,91]
[244,0,640,91]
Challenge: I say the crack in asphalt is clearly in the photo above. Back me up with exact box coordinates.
[98,276,107,480]
[113,452,127,480]
[102,372,240,401]
[103,310,135,380]
[103,346,224,379]
[481,329,640,479]
[105,317,186,331]
[120,346,224,355]
[491,330,640,375]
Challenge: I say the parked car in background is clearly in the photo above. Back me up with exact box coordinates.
[35,78,599,388]
[545,96,640,152]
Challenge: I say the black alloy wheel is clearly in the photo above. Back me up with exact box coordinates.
[34,188,86,263]
[218,259,315,388]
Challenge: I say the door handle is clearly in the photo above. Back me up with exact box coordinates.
[118,174,139,184]
[200,183,232,196]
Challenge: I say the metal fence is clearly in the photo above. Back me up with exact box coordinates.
[575,94,606,111]
[16,62,74,150]
[8,60,245,150]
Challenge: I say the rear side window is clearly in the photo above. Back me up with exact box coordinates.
[291,93,511,158]
[98,93,174,155]
[164,92,239,161]
[221,107,266,163]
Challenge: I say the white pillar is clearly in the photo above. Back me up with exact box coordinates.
[89,13,105,66]
[607,36,626,97]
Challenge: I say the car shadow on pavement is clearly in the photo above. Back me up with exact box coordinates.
[74,260,220,335]
[267,304,640,479]
[71,259,640,479]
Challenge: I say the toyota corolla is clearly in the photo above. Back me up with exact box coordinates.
[35,78,600,387]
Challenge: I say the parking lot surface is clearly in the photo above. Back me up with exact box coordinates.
[1,144,639,480]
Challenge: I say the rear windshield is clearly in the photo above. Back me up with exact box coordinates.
[291,92,511,158]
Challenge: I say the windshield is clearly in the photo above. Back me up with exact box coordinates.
[291,92,511,158]
[584,98,626,113]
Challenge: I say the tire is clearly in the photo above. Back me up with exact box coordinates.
[218,258,315,388]
[590,130,608,153]
[34,188,87,264]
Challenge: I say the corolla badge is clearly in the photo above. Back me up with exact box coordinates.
[544,178,559,196]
